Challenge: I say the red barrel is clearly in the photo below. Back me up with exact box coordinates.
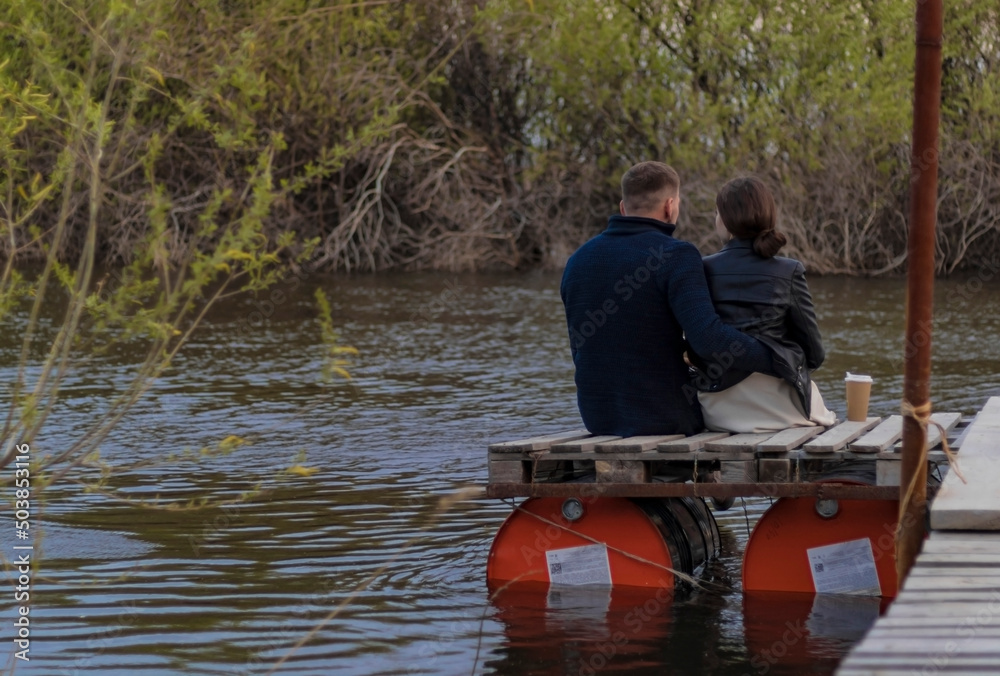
[487,496,719,589]
[742,479,899,597]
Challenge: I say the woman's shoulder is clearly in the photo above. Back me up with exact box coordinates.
[768,255,806,276]
[703,246,803,274]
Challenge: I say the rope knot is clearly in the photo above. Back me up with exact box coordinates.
[900,398,966,485]
[900,399,932,424]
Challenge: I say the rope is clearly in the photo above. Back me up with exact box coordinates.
[509,501,716,590]
[525,449,713,587]
[740,497,751,538]
[896,399,967,538]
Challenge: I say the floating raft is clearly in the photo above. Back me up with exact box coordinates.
[487,412,968,501]
[838,396,1000,675]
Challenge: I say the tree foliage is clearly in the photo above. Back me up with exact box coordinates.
[490,0,999,274]
[0,0,354,482]
[2,0,999,276]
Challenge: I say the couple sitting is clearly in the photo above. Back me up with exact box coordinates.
[560,161,834,437]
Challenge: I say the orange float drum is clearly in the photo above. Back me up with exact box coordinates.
[742,480,899,597]
[487,496,719,590]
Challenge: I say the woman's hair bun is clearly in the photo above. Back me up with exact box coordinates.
[753,229,787,258]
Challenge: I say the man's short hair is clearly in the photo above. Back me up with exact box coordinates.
[621,162,680,214]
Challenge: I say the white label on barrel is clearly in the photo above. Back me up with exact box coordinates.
[545,544,612,587]
[806,538,881,596]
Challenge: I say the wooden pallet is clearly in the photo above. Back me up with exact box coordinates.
[487,413,969,498]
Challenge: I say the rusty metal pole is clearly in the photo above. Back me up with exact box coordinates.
[896,0,943,588]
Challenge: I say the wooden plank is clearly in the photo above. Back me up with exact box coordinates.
[876,459,901,486]
[931,454,1000,531]
[876,449,951,461]
[922,540,1000,556]
[488,459,528,484]
[524,449,682,463]
[889,591,1000,604]
[657,432,730,452]
[852,636,1000,652]
[758,458,792,483]
[952,428,1000,456]
[849,636,1000,653]
[704,433,776,452]
[850,415,903,453]
[802,417,881,453]
[885,611,1000,626]
[720,460,757,483]
[940,398,1000,457]
[927,530,1000,542]
[595,458,649,483]
[528,457,574,483]
[952,415,980,451]
[756,426,824,453]
[692,448,756,461]
[907,566,1000,577]
[842,658,1000,670]
[866,625,1000,637]
[842,666,1000,675]
[974,396,1000,428]
[843,668,1000,674]
[485,482,898,500]
[875,408,962,453]
[488,429,591,453]
[919,546,1000,557]
[898,576,1000,592]
[595,434,685,453]
[786,448,849,461]
[887,601,1000,617]
[923,412,964,450]
[913,553,1000,565]
[550,435,621,453]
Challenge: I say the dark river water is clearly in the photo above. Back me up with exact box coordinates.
[2,270,999,675]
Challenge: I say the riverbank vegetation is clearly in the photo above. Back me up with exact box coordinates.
[0,0,355,479]
[3,0,999,274]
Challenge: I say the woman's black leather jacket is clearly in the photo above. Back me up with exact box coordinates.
[692,239,825,416]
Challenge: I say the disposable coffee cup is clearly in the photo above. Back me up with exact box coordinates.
[845,373,873,422]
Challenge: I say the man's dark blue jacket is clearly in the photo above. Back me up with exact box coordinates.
[560,215,773,436]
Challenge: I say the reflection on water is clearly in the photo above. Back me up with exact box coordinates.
[0,271,998,674]
[742,592,891,676]
[488,584,677,675]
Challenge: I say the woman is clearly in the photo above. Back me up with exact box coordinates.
[694,176,835,433]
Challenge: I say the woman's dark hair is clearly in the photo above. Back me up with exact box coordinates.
[715,176,786,258]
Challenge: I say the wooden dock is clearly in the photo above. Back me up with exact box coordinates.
[838,396,1000,675]
[486,412,967,501]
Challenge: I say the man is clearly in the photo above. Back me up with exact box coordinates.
[560,162,774,436]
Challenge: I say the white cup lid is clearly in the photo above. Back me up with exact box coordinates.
[845,372,873,383]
